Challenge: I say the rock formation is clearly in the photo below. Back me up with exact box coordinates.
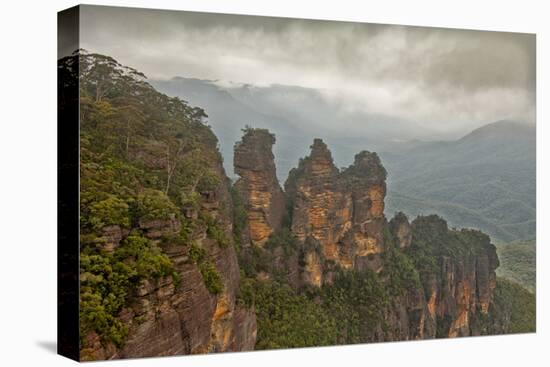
[283,137,498,339]
[234,128,286,246]
[285,139,352,255]
[340,151,388,272]
[406,215,499,338]
[389,212,412,249]
[77,53,510,361]
[285,140,389,284]
[81,140,257,361]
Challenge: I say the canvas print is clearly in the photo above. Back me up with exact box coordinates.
[57,5,536,362]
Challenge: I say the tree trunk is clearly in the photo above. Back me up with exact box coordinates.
[165,142,183,195]
[125,118,131,157]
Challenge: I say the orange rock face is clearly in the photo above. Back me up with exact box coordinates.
[287,139,352,248]
[285,140,388,285]
[427,291,438,318]
[234,129,286,247]
[232,131,501,342]
[353,233,380,257]
[368,185,385,218]
[303,249,323,288]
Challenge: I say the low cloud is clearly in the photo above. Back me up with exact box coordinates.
[80,5,536,136]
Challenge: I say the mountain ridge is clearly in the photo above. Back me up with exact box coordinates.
[71,52,535,360]
[154,74,536,242]
[382,120,535,242]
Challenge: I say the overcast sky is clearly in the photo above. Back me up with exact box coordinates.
[80,5,535,135]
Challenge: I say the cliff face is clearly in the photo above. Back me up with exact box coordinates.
[77,52,256,361]
[286,140,352,265]
[388,212,412,249]
[86,129,499,360]
[234,128,286,246]
[77,53,515,361]
[404,215,499,339]
[341,151,388,273]
[347,213,499,342]
[82,153,257,361]
[285,140,388,285]
[280,138,498,340]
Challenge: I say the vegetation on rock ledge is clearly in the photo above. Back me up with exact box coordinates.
[69,50,231,351]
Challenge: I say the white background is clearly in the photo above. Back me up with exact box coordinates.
[0,0,547,365]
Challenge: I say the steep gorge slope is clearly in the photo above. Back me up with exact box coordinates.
[70,52,256,360]
[72,53,533,360]
[151,77,311,180]
[153,77,535,243]
[236,129,512,344]
[233,128,286,246]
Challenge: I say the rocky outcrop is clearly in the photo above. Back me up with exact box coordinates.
[286,139,352,258]
[389,212,412,249]
[81,156,257,361]
[138,216,181,240]
[99,225,129,253]
[285,140,388,285]
[283,137,499,340]
[341,151,388,273]
[234,128,286,246]
[408,215,499,338]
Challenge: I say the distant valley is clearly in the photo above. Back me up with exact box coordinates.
[152,78,535,243]
[381,120,535,243]
[71,53,535,360]
[151,77,442,180]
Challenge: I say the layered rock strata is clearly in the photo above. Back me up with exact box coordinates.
[282,138,498,339]
[285,140,388,284]
[407,216,499,339]
[82,156,257,361]
[234,128,286,246]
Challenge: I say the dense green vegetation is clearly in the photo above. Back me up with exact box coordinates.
[238,268,390,349]
[381,246,422,297]
[496,240,536,293]
[189,243,223,295]
[265,229,299,260]
[239,279,338,349]
[80,233,177,346]
[410,215,493,258]
[135,189,179,222]
[406,215,493,286]
[488,278,536,334]
[70,51,228,349]
[236,223,299,282]
[202,212,231,249]
[71,51,535,354]
[317,270,389,343]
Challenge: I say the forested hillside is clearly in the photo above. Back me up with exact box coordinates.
[382,121,535,243]
[153,78,535,244]
[151,77,429,180]
[70,52,535,361]
[496,240,536,292]
[71,51,256,360]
